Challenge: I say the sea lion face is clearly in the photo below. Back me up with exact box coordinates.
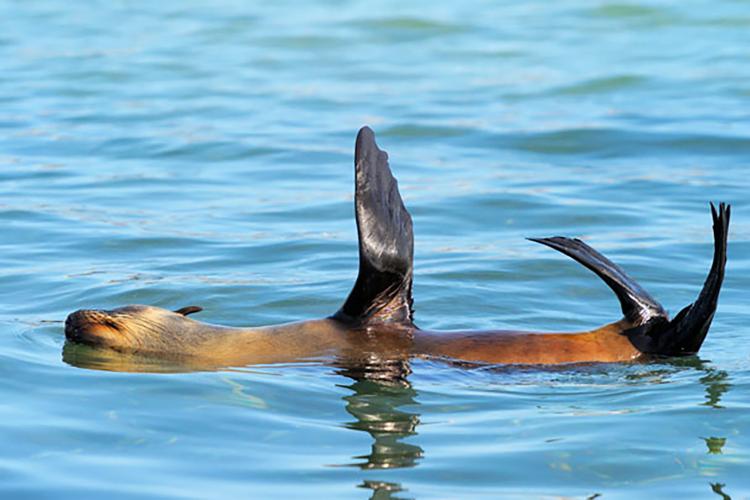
[65,305,194,350]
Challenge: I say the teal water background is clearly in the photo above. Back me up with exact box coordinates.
[2,1,750,498]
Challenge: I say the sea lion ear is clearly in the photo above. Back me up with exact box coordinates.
[174,306,203,316]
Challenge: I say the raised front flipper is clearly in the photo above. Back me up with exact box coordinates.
[334,127,414,326]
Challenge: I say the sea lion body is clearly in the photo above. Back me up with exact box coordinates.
[66,304,640,368]
[66,305,415,367]
[66,306,351,365]
[414,322,641,365]
[64,127,730,372]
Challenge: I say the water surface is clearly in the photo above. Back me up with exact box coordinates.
[1,1,749,498]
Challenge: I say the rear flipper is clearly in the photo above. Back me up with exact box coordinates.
[333,127,414,326]
[530,202,730,356]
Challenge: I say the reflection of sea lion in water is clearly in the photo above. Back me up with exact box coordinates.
[65,127,731,369]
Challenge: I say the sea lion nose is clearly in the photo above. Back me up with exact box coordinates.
[65,309,101,341]
[64,310,86,340]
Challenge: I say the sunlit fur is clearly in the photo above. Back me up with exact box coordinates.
[65,304,641,370]
[66,305,212,353]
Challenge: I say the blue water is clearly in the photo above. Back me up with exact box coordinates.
[2,1,749,498]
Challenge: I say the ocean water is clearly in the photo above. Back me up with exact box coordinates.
[1,1,749,498]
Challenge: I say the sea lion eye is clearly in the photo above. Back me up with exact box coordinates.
[101,319,120,331]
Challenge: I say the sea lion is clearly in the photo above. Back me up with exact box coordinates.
[65,127,730,370]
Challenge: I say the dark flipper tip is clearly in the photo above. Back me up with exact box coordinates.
[356,125,376,144]
[627,202,730,356]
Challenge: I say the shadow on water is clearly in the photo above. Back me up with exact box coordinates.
[62,341,194,373]
[711,482,732,500]
[699,365,731,410]
[698,361,733,500]
[336,359,423,470]
[665,358,734,499]
[358,480,412,500]
[335,358,420,499]
[63,340,740,499]
[627,357,732,407]
[64,341,421,497]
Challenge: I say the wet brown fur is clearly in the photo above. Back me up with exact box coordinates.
[65,305,641,370]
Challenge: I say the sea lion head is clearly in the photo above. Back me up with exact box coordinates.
[65,304,203,350]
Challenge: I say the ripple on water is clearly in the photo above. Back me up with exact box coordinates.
[1,0,749,498]
[552,74,650,96]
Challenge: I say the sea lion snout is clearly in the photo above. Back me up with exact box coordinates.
[65,309,124,347]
